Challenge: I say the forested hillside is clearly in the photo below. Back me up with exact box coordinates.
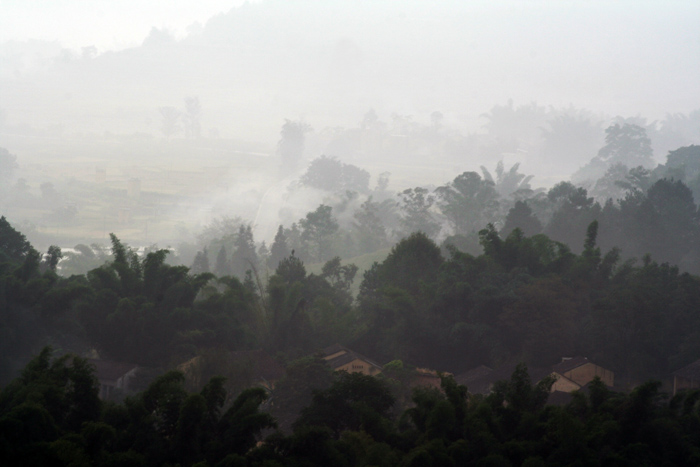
[1,349,699,465]
[2,144,700,466]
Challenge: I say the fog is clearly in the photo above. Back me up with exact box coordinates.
[1,0,699,254]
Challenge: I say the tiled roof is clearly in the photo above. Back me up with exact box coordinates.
[325,352,356,369]
[322,343,346,356]
[552,356,590,374]
[321,344,383,371]
[673,358,700,380]
[87,359,138,382]
[455,365,493,386]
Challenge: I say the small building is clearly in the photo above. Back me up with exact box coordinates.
[88,359,139,400]
[456,357,614,400]
[549,372,582,394]
[455,365,494,391]
[411,367,455,390]
[321,344,383,376]
[552,356,614,388]
[673,358,700,395]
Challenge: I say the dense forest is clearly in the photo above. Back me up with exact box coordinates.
[2,2,699,464]
[2,139,700,465]
[1,349,699,465]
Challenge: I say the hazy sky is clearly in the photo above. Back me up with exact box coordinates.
[0,0,251,51]
[1,1,699,129]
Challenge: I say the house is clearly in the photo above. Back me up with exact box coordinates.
[456,357,614,400]
[552,356,614,388]
[411,367,453,390]
[455,365,494,392]
[88,359,139,400]
[672,358,700,395]
[549,372,582,394]
[321,344,383,376]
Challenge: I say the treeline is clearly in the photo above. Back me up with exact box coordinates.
[2,349,699,466]
[0,217,356,384]
[3,206,700,387]
[179,143,700,282]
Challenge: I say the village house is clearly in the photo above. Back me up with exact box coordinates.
[552,356,614,388]
[411,367,451,390]
[456,357,614,402]
[672,358,700,395]
[87,359,139,400]
[321,344,383,376]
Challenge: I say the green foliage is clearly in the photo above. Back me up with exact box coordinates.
[398,187,440,239]
[481,161,534,198]
[270,355,334,433]
[299,204,340,263]
[0,216,34,264]
[0,348,100,464]
[501,201,542,238]
[268,225,290,270]
[435,171,500,236]
[277,119,312,172]
[294,371,395,440]
[353,196,390,253]
[4,172,700,465]
[300,155,371,193]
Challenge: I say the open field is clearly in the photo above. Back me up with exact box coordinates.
[1,134,274,249]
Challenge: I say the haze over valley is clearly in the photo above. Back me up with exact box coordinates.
[2,1,699,253]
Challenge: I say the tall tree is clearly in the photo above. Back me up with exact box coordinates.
[278,119,312,173]
[480,161,534,198]
[0,147,18,189]
[190,248,210,274]
[574,123,654,183]
[598,123,654,167]
[0,216,34,263]
[299,205,339,263]
[268,225,290,269]
[183,96,201,139]
[353,196,388,253]
[214,245,231,277]
[435,172,499,236]
[398,187,440,239]
[501,201,542,237]
[159,106,181,139]
[43,245,62,272]
[231,225,258,279]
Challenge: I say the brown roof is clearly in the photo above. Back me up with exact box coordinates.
[87,359,138,382]
[455,365,493,386]
[229,350,286,382]
[673,358,700,381]
[321,344,383,372]
[552,356,591,374]
[322,343,346,356]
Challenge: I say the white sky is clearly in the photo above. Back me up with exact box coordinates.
[1,0,698,127]
[0,0,251,51]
